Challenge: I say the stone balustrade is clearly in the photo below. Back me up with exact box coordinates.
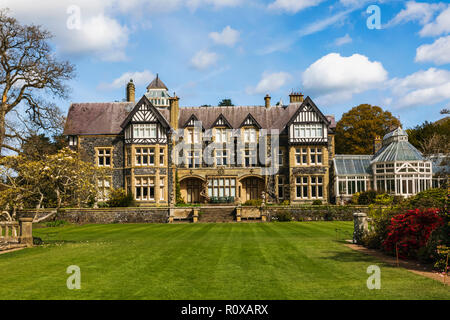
[0,218,33,248]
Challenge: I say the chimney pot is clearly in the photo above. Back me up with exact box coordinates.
[264,94,271,108]
[126,79,135,102]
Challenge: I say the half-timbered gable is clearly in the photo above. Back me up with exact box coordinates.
[121,95,170,145]
[286,97,330,145]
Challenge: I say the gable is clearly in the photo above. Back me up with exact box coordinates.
[240,113,262,128]
[212,114,232,128]
[286,97,330,126]
[132,103,158,122]
[183,114,204,129]
[121,95,170,129]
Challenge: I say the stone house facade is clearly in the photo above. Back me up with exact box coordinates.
[64,75,336,206]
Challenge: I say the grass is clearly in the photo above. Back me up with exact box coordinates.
[0,222,448,300]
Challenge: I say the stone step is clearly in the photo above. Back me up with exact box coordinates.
[198,208,236,222]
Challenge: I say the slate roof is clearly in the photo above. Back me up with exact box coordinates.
[334,155,373,176]
[64,102,135,135]
[64,96,335,135]
[146,74,168,90]
[179,104,297,131]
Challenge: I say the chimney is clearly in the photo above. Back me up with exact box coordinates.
[126,79,135,102]
[374,136,382,154]
[264,94,271,109]
[169,93,180,130]
[289,92,304,103]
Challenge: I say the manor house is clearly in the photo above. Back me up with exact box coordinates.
[64,75,336,205]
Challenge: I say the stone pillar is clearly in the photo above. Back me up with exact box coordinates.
[353,212,368,244]
[261,206,267,222]
[193,209,199,223]
[19,218,33,247]
[168,206,174,223]
[236,206,241,222]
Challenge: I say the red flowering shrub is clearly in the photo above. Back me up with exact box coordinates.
[382,208,444,259]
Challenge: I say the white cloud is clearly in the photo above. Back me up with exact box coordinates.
[302,53,388,101]
[268,0,325,14]
[298,8,355,37]
[388,68,450,108]
[187,0,242,10]
[246,72,292,94]
[416,36,450,65]
[2,0,242,61]
[209,26,240,47]
[190,50,219,70]
[98,70,154,90]
[3,1,130,61]
[334,34,352,46]
[61,14,129,61]
[387,1,446,27]
[420,7,450,37]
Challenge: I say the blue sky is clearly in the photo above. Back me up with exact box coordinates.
[3,0,450,128]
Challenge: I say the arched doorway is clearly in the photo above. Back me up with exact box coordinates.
[180,177,205,204]
[240,176,265,201]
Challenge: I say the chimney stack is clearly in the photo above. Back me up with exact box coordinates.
[169,93,180,130]
[264,94,271,109]
[126,79,135,102]
[289,92,304,103]
[374,136,382,154]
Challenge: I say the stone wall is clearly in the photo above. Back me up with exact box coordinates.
[79,135,125,189]
[266,205,369,221]
[19,208,168,224]
[18,205,368,224]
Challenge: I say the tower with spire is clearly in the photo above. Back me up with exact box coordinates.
[145,74,171,108]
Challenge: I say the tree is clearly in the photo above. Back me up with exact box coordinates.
[335,104,401,155]
[0,148,106,222]
[0,9,75,155]
[218,99,234,106]
[407,118,450,155]
[21,133,67,160]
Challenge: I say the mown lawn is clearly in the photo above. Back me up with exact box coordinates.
[0,222,448,300]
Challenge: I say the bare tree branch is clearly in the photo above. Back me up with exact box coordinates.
[0,9,75,155]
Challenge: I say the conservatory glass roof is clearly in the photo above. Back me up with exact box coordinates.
[334,155,373,176]
[371,140,424,163]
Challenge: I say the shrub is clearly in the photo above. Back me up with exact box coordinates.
[417,211,450,271]
[357,190,379,205]
[351,192,360,205]
[374,194,394,206]
[273,210,292,222]
[312,200,322,206]
[243,199,263,206]
[404,188,448,210]
[392,196,403,205]
[280,200,290,206]
[363,207,397,249]
[106,189,136,207]
[382,208,444,259]
[45,220,68,228]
